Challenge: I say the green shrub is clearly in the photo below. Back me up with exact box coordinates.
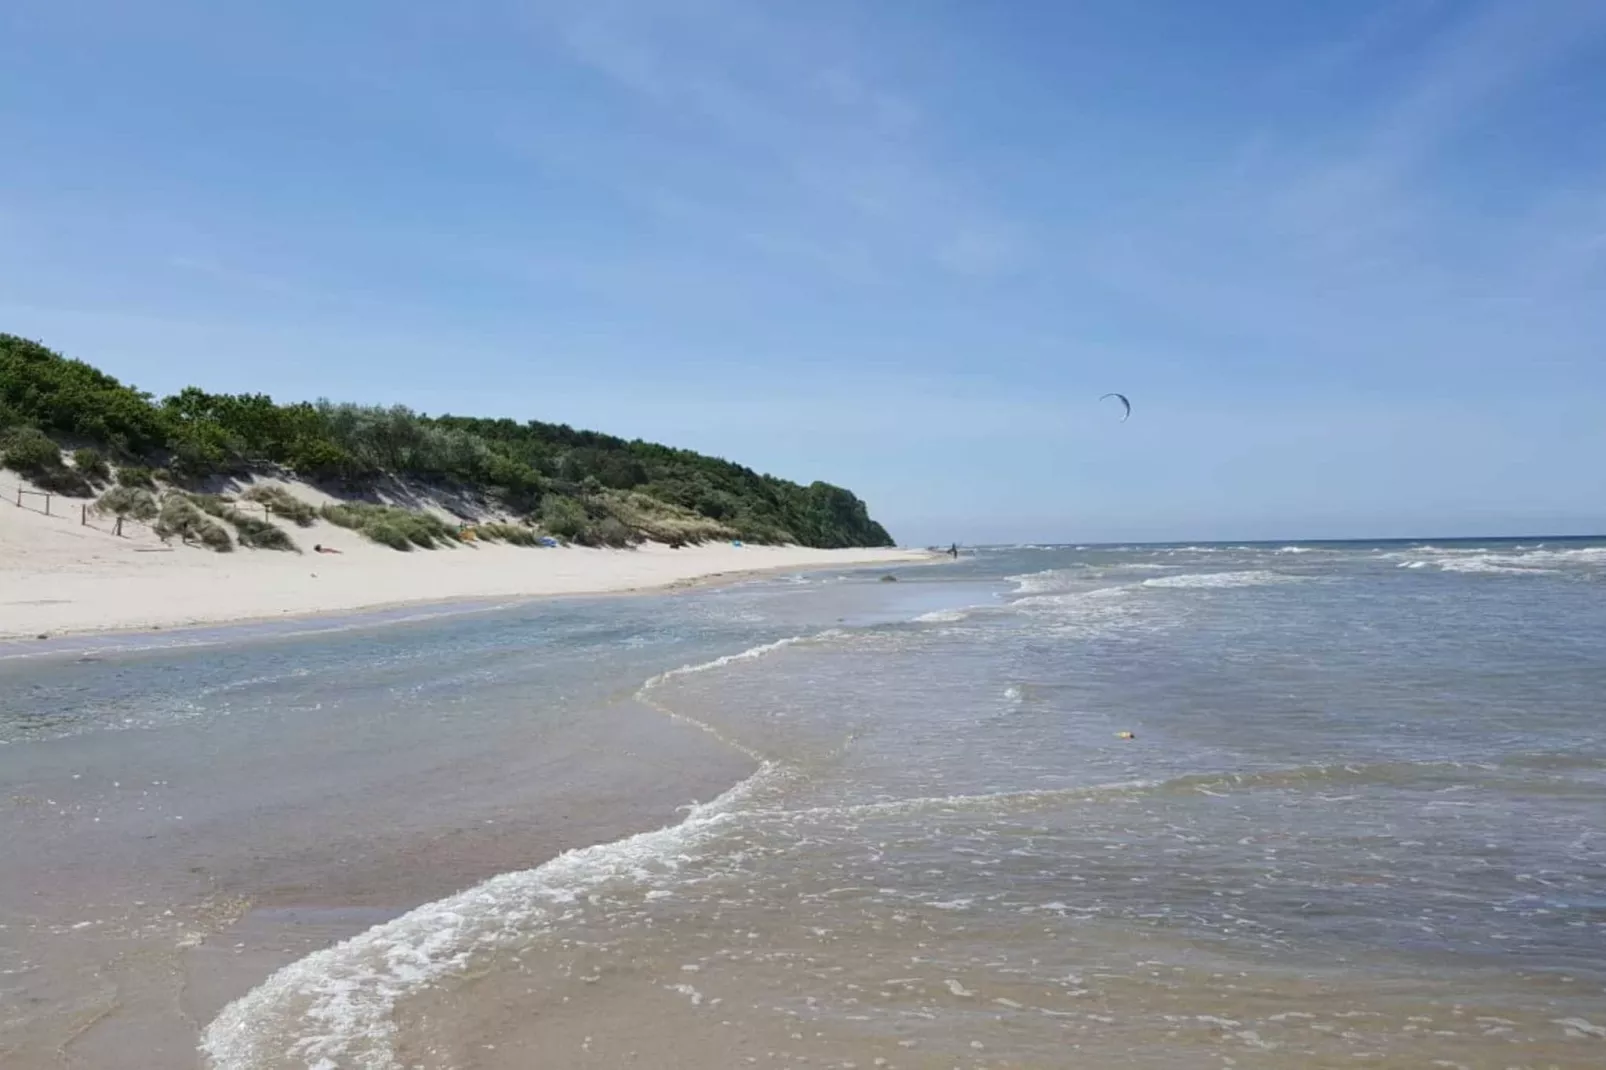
[151,468,173,484]
[239,485,318,526]
[170,438,231,481]
[363,519,414,551]
[286,438,364,482]
[0,427,93,496]
[155,494,233,552]
[539,496,588,542]
[1,333,897,549]
[116,465,156,489]
[31,466,92,496]
[95,485,160,522]
[1,427,63,475]
[589,516,637,548]
[72,447,111,484]
[1,334,171,454]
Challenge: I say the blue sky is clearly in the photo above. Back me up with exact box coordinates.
[4,0,1605,544]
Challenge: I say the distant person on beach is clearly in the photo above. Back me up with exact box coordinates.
[313,544,343,554]
[949,543,959,559]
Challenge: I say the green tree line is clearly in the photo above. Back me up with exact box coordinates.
[0,333,894,548]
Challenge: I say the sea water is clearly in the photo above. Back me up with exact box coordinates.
[210,540,1606,1068]
[10,541,1606,1068]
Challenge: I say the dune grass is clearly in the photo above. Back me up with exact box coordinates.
[596,491,736,545]
[319,501,461,551]
[155,494,233,552]
[186,493,299,552]
[473,522,543,547]
[94,485,160,522]
[239,484,318,527]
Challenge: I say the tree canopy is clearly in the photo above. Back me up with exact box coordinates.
[0,333,894,548]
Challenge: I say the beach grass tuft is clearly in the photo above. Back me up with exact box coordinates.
[155,494,234,552]
[595,491,735,545]
[319,502,461,551]
[95,485,160,522]
[473,522,543,547]
[185,493,299,552]
[239,484,319,527]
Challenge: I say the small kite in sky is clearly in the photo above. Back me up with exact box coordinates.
[1100,392,1131,422]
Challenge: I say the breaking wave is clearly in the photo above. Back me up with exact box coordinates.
[203,632,842,1069]
[1393,545,1605,577]
[1142,570,1299,590]
[201,771,773,1070]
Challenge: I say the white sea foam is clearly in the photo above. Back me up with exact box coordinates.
[1142,571,1298,590]
[1392,544,1606,575]
[641,632,842,690]
[201,768,777,1070]
[1435,559,1556,575]
[637,634,845,762]
[913,608,970,623]
[1011,585,1129,609]
[205,633,840,1070]
[1006,568,1084,595]
[1387,543,1599,575]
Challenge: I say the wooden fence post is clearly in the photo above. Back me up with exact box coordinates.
[82,503,88,526]
[44,494,51,517]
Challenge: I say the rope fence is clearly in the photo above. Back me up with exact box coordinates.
[3,481,300,544]
[7,480,59,518]
[3,479,157,539]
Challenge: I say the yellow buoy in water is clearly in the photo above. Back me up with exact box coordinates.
[1115,731,1135,740]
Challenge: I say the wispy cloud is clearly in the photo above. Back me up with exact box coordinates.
[519,0,1025,285]
[1074,0,1606,380]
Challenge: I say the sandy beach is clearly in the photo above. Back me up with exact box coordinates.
[0,477,935,1068]
[0,480,932,640]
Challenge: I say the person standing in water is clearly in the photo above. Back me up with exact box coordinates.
[949,543,959,559]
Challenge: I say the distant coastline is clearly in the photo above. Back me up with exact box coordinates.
[969,534,1606,550]
[1,332,896,550]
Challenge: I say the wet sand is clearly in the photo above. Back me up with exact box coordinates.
[0,689,752,1069]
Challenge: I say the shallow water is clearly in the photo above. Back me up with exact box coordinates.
[8,543,1606,1068]
[189,540,1606,1069]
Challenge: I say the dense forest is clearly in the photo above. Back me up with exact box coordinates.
[0,333,894,548]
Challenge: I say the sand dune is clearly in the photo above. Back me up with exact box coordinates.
[0,476,932,639]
